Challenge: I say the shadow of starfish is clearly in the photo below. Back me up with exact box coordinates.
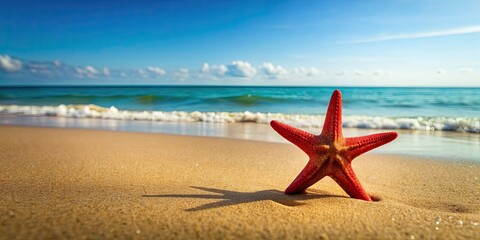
[143,186,348,211]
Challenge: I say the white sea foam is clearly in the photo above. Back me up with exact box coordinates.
[1,104,479,133]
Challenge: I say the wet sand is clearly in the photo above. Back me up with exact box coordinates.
[1,115,479,161]
[0,126,479,239]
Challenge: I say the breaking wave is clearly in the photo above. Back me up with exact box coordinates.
[1,104,478,133]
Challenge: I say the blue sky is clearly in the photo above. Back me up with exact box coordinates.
[1,0,479,86]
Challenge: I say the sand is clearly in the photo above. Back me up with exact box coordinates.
[0,126,479,239]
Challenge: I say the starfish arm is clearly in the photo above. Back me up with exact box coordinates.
[270,120,316,156]
[344,132,398,160]
[321,90,343,141]
[271,89,398,201]
[331,164,372,201]
[284,157,328,194]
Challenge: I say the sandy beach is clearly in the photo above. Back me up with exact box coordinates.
[0,125,479,239]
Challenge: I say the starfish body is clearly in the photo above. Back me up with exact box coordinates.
[271,90,398,201]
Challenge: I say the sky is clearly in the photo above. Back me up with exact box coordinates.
[1,0,479,86]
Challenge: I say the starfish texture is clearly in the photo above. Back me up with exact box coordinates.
[271,90,398,201]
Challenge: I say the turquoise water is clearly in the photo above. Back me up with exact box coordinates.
[1,86,479,133]
[1,86,479,117]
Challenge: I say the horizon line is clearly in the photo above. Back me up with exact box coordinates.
[1,84,479,88]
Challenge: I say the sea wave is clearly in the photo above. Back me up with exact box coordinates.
[206,94,290,106]
[1,104,478,133]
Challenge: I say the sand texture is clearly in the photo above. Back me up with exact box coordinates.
[0,126,479,239]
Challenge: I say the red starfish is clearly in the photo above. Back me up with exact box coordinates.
[271,90,397,201]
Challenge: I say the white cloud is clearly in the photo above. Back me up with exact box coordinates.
[138,69,148,78]
[292,67,320,77]
[0,55,22,72]
[27,62,51,75]
[199,62,228,78]
[352,25,480,43]
[120,72,127,78]
[373,69,385,76]
[53,60,61,67]
[201,63,209,74]
[75,67,86,76]
[147,66,166,76]
[212,65,228,76]
[175,68,189,80]
[226,61,257,77]
[436,68,446,75]
[460,68,473,74]
[354,69,365,76]
[103,67,110,76]
[261,62,288,78]
[74,66,97,78]
[85,66,98,75]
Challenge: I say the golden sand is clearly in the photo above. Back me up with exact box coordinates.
[0,126,478,239]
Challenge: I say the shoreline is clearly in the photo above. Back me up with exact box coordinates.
[1,115,479,162]
[1,125,479,239]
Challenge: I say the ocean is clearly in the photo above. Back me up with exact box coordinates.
[0,86,479,161]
